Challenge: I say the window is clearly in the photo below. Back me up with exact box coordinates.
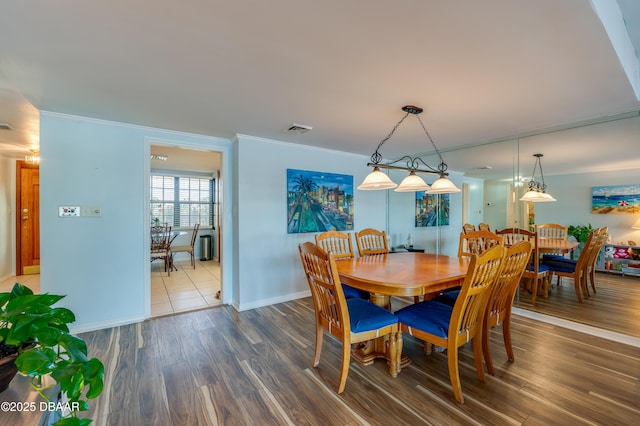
[151,175,215,227]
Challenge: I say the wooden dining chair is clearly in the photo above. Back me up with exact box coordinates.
[495,227,549,304]
[584,227,608,295]
[355,228,389,256]
[395,245,505,403]
[315,231,369,300]
[170,223,200,269]
[462,223,476,234]
[478,222,491,232]
[541,230,598,303]
[150,223,172,276]
[458,230,504,257]
[481,241,532,375]
[298,242,401,393]
[536,223,568,241]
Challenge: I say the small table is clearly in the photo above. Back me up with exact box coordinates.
[335,252,469,368]
[392,246,425,253]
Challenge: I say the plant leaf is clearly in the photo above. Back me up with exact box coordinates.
[15,347,57,375]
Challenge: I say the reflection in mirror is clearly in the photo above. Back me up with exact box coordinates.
[386,112,640,339]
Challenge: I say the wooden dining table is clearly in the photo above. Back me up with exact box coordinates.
[335,252,470,368]
[536,238,579,255]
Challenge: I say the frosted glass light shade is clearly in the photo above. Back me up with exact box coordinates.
[357,167,397,190]
[427,176,461,194]
[394,171,430,192]
[520,190,556,202]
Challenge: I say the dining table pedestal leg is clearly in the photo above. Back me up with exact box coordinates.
[350,293,410,372]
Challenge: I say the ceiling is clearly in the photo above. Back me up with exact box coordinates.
[1,0,640,179]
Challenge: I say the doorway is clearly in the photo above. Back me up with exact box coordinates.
[16,160,40,275]
[148,144,223,316]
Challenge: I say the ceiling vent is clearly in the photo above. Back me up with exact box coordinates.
[286,123,312,134]
[0,122,13,130]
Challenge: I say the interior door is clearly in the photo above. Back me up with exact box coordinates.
[16,160,40,275]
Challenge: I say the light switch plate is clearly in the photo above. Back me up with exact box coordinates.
[81,206,102,217]
[59,206,80,217]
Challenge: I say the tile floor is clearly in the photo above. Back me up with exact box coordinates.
[151,258,222,316]
[0,258,222,318]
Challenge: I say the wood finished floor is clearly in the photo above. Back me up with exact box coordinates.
[513,271,640,338]
[2,286,639,425]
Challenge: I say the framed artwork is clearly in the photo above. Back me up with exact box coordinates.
[592,185,640,214]
[287,169,354,234]
[415,192,450,227]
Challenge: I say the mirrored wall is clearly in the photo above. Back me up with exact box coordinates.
[386,112,640,337]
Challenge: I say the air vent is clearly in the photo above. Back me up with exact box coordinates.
[286,123,312,134]
[0,122,13,130]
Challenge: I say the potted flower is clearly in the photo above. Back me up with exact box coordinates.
[0,283,104,425]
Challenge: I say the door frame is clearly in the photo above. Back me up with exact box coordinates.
[16,160,40,275]
[143,136,232,318]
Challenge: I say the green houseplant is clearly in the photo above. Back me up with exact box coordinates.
[0,283,104,425]
[568,224,594,243]
[568,224,594,260]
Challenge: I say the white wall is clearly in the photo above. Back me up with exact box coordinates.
[483,180,512,231]
[536,169,640,243]
[0,156,15,280]
[233,134,387,311]
[387,170,484,256]
[39,112,232,332]
[33,110,640,331]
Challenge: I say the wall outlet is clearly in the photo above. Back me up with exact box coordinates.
[59,206,80,217]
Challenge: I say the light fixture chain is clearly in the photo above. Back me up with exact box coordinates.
[536,155,546,188]
[370,112,410,164]
[415,115,443,161]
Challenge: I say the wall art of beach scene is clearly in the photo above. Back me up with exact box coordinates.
[592,184,640,214]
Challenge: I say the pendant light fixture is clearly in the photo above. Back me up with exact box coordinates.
[519,153,556,202]
[357,105,460,193]
[25,149,40,165]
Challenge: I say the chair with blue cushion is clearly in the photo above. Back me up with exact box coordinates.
[584,227,608,296]
[395,245,505,403]
[434,241,531,374]
[315,230,369,300]
[298,242,401,393]
[481,241,532,375]
[541,229,599,303]
[434,230,504,306]
[496,228,549,304]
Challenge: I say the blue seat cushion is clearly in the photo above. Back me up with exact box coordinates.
[527,263,550,273]
[394,301,454,339]
[542,254,569,262]
[346,298,398,333]
[432,289,460,307]
[342,284,370,300]
[541,259,576,273]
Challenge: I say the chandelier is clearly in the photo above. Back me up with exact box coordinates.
[519,153,556,202]
[357,105,460,193]
[25,149,40,165]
